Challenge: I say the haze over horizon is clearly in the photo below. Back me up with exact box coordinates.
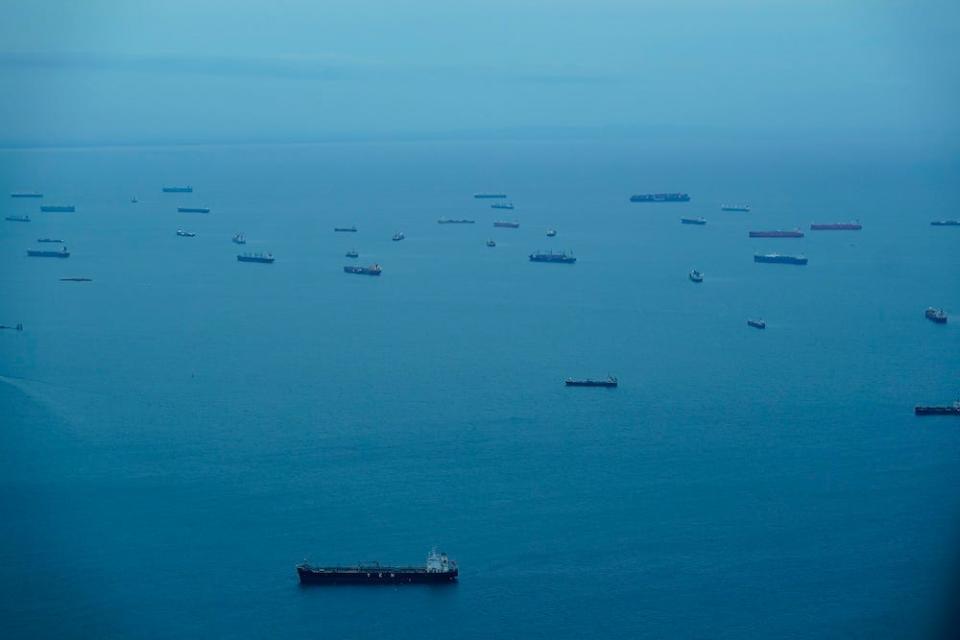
[1,0,958,149]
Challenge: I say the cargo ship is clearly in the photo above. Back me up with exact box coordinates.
[681,217,706,225]
[60,277,92,282]
[40,205,76,213]
[630,193,690,203]
[721,204,750,212]
[810,222,862,231]
[749,229,804,238]
[5,215,30,222]
[27,246,70,258]
[915,401,960,416]
[438,218,475,224]
[529,250,576,264]
[11,192,42,198]
[334,226,357,232]
[747,319,766,329]
[0,323,23,331]
[925,307,947,324]
[237,253,274,263]
[474,193,507,199]
[344,264,382,276]
[178,207,210,214]
[754,253,808,265]
[566,376,618,387]
[930,220,960,226]
[689,269,703,283]
[38,238,63,243]
[176,229,196,237]
[392,232,405,241]
[494,221,519,228]
[297,549,456,585]
[491,202,514,210]
[232,233,246,245]
[162,186,193,193]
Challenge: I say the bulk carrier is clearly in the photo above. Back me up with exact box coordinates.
[297,549,457,585]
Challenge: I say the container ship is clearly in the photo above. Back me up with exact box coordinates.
[630,193,690,203]
[754,253,808,265]
[344,264,382,276]
[491,202,514,210]
[749,229,804,238]
[178,207,210,213]
[915,401,960,416]
[5,215,30,222]
[297,550,456,585]
[40,205,76,213]
[27,246,70,258]
[529,250,576,264]
[237,253,274,263]
[494,221,519,228]
[438,218,475,224]
[721,204,750,212]
[11,192,43,198]
[162,186,193,193]
[566,376,618,387]
[925,307,947,324]
[474,193,507,199]
[747,319,766,329]
[334,226,357,232]
[681,217,706,225]
[810,222,862,231]
[931,220,960,226]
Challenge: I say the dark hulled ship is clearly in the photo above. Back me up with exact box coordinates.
[40,205,76,212]
[810,222,862,231]
[162,186,193,193]
[494,221,519,228]
[474,193,507,199]
[754,253,808,265]
[27,246,70,258]
[565,376,618,387]
[297,549,457,585]
[491,202,514,209]
[5,215,30,222]
[529,250,576,264]
[178,207,210,213]
[721,204,750,212]
[630,193,690,203]
[749,230,804,238]
[237,253,275,263]
[914,402,960,416]
[681,217,706,225]
[11,192,43,198]
[438,218,475,224]
[930,220,960,226]
[344,264,382,276]
[334,226,358,232]
[925,308,947,324]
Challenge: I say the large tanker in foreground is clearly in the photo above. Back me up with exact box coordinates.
[297,549,457,585]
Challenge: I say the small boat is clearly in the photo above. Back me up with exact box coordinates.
[931,220,960,226]
[131,197,138,204]
[334,226,357,232]
[346,249,359,258]
[237,253,275,263]
[392,232,405,241]
[565,376,618,388]
[681,217,707,225]
[689,269,704,283]
[925,307,947,324]
[344,264,382,276]
[5,215,30,222]
[546,229,557,237]
[232,233,246,245]
[60,277,92,282]
[486,240,496,247]
[747,319,766,329]
[37,238,63,243]
[176,229,196,237]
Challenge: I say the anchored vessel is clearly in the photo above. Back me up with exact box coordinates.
[681,217,706,225]
[40,205,76,212]
[566,376,618,387]
[494,221,519,228]
[811,222,862,231]
[392,232,405,241]
[176,229,196,237]
[630,193,690,203]
[747,319,767,329]
[754,253,808,265]
[925,307,948,324]
[529,250,576,264]
[232,233,246,245]
[38,238,63,243]
[689,269,703,283]
[491,202,514,210]
[721,204,750,212]
[5,215,30,222]
[297,549,456,585]
[237,253,274,264]
[915,401,960,416]
[931,220,960,226]
[486,240,496,247]
[344,264,382,276]
[162,186,193,193]
[749,229,804,238]
[27,246,70,258]
[178,207,210,214]
[60,277,92,282]
[546,229,557,237]
[334,226,358,232]
[474,193,507,199]
[11,192,43,198]
[438,218,475,224]
[345,249,359,258]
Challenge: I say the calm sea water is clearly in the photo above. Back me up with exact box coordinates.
[1,139,959,638]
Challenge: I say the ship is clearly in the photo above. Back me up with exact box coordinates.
[38,238,63,243]
[689,269,703,283]
[297,549,456,585]
[754,253,808,265]
[486,240,496,247]
[344,264,382,276]
[0,323,24,331]
[529,250,576,264]
[131,197,138,204]
[565,376,618,387]
[749,229,804,238]
[438,218,475,224]
[232,233,246,245]
[334,226,357,232]
[930,220,960,226]
[237,253,274,263]
[630,193,690,203]
[345,249,359,258]
[925,307,947,324]
[162,186,193,193]
[40,205,76,213]
[474,193,507,199]
[681,217,706,225]
[392,232,405,241]
[11,192,43,198]
[494,221,519,228]
[747,319,766,329]
[810,222,862,231]
[27,246,70,258]
[176,229,196,237]
[491,202,514,210]
[914,401,960,416]
[721,204,750,212]
[178,207,210,214]
[5,215,30,222]
[60,277,92,282]
[546,229,557,237]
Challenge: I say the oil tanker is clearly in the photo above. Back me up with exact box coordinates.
[914,401,960,416]
[178,207,210,214]
[566,376,618,387]
[749,230,804,238]
[630,193,690,203]
[237,253,274,263]
[297,549,457,585]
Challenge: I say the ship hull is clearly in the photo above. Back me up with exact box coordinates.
[474,194,507,199]
[930,221,960,226]
[27,250,69,258]
[40,206,76,213]
[749,231,804,238]
[565,380,617,387]
[810,223,861,231]
[178,207,210,213]
[754,255,808,265]
[630,193,690,203]
[915,407,960,416]
[162,187,193,193]
[237,256,274,263]
[681,218,706,225]
[297,566,457,585]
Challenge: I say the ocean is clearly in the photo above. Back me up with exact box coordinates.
[1,138,959,638]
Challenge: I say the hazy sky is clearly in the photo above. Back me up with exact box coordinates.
[0,0,957,146]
